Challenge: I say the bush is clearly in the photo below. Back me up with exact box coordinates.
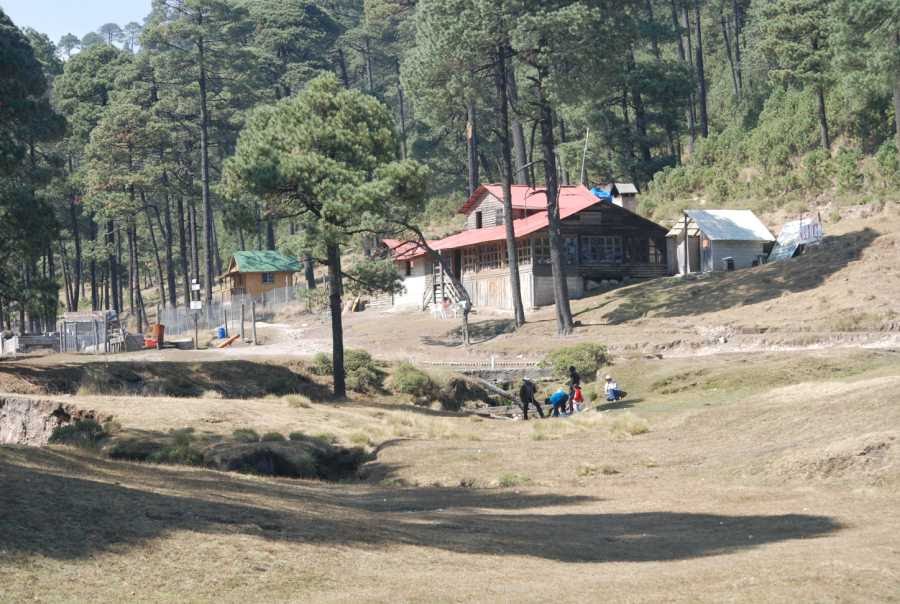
[835,148,863,192]
[875,141,900,188]
[49,420,107,449]
[232,428,261,443]
[391,362,436,398]
[497,473,530,488]
[541,343,608,382]
[260,431,286,442]
[311,353,333,376]
[802,149,831,190]
[313,350,385,392]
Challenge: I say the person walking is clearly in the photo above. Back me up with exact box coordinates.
[566,366,581,414]
[518,377,544,420]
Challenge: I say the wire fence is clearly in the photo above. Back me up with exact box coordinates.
[157,285,329,337]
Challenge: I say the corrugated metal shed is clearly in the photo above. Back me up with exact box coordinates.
[668,210,774,241]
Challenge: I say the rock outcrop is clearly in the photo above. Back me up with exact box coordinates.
[0,396,109,446]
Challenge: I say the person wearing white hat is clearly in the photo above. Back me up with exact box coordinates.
[604,375,626,402]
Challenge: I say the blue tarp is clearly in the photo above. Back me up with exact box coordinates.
[590,187,613,201]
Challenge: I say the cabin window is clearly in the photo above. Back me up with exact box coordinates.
[262,272,275,284]
[534,236,551,264]
[463,247,478,273]
[649,239,664,265]
[580,236,623,264]
[564,237,578,264]
[404,261,412,276]
[517,240,532,264]
[475,211,483,229]
[480,244,500,270]
[495,208,504,224]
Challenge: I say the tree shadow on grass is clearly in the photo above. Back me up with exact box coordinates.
[0,360,332,400]
[602,229,878,325]
[421,319,517,348]
[0,448,841,564]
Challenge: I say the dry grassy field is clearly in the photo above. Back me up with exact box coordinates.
[2,347,899,603]
[2,204,899,603]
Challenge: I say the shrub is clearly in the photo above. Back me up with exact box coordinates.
[802,149,831,190]
[314,350,385,392]
[232,428,261,443]
[346,365,383,393]
[260,431,286,442]
[49,420,107,449]
[284,394,312,408]
[835,148,863,192]
[349,431,372,446]
[608,412,650,437]
[311,353,333,376]
[541,342,608,382]
[497,473,530,488]
[875,141,900,188]
[391,362,436,398]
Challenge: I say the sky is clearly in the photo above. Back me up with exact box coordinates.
[0,0,151,45]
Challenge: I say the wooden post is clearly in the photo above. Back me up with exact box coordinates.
[223,307,228,338]
[193,313,199,350]
[683,212,689,275]
[92,320,100,355]
[240,303,245,341]
[251,301,257,345]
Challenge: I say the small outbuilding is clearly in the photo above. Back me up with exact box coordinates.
[666,209,775,275]
[219,250,301,300]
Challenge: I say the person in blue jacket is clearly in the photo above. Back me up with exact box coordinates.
[546,388,570,417]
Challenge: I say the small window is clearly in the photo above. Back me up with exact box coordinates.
[262,272,275,284]
[495,208,504,224]
[404,261,412,276]
[475,211,483,229]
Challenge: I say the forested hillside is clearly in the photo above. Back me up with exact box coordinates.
[0,0,897,335]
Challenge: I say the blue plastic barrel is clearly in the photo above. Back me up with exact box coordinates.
[216,326,226,339]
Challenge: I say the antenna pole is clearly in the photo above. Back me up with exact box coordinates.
[579,128,590,185]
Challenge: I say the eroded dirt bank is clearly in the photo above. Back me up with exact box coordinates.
[0,396,109,446]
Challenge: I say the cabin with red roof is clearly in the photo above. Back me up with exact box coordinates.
[383,184,669,311]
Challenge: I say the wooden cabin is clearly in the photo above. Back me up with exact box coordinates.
[218,251,301,300]
[666,210,775,274]
[384,184,670,311]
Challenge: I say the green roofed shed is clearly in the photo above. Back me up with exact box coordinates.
[219,251,302,299]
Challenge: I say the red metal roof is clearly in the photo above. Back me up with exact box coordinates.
[432,185,602,251]
[457,184,596,215]
[384,184,634,259]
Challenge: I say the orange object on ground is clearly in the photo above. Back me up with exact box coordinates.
[144,337,158,349]
[216,335,240,349]
[150,324,166,346]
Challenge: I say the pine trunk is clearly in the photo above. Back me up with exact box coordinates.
[536,72,573,336]
[141,191,167,308]
[816,84,831,151]
[694,3,709,138]
[176,196,190,305]
[266,220,276,250]
[507,64,530,186]
[894,32,900,150]
[68,198,82,311]
[162,197,177,307]
[493,44,526,327]
[198,36,215,303]
[304,253,316,289]
[466,98,479,197]
[107,221,119,313]
[326,243,346,398]
[89,220,98,310]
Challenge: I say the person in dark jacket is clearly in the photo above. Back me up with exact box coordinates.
[519,377,544,420]
[566,366,581,414]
